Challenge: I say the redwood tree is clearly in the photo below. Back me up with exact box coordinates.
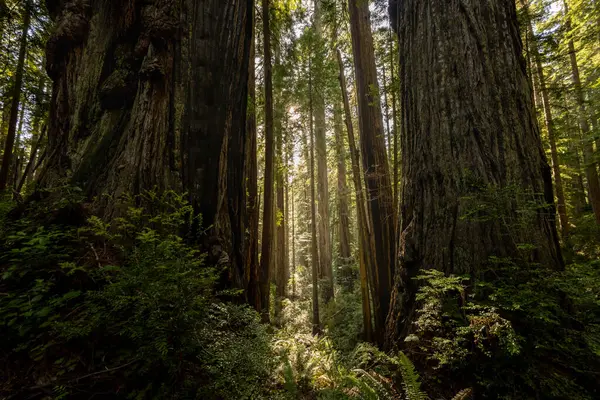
[386,0,563,346]
[348,0,396,345]
[39,0,254,289]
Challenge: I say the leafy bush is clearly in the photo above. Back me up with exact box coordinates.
[0,190,271,399]
[403,263,600,399]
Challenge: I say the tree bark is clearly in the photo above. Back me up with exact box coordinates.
[245,10,260,310]
[314,0,333,303]
[348,0,396,346]
[275,97,288,322]
[39,0,254,288]
[0,0,29,192]
[259,0,275,322]
[337,48,374,342]
[386,0,564,347]
[334,102,354,290]
[309,58,321,335]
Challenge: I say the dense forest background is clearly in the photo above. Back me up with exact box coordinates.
[0,0,599,399]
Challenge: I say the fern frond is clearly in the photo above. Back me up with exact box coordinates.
[397,352,429,400]
[451,388,473,400]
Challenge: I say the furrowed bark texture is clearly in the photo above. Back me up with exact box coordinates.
[386,0,563,347]
[348,0,396,346]
[41,0,253,287]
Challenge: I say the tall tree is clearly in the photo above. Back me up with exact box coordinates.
[348,0,396,345]
[334,103,353,289]
[338,48,374,342]
[38,0,254,287]
[259,0,275,321]
[245,8,260,310]
[386,0,564,346]
[309,57,320,334]
[0,0,30,192]
[313,0,333,302]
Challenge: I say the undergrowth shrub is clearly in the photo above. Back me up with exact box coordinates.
[0,189,271,399]
[403,263,600,399]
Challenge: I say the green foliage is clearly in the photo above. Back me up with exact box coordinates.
[0,190,271,399]
[405,262,600,399]
[397,352,429,400]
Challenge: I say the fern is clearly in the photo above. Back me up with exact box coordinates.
[282,357,298,396]
[397,352,429,400]
[451,388,473,400]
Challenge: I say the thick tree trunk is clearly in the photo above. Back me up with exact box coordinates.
[0,0,29,192]
[259,0,275,322]
[563,0,600,225]
[39,0,253,287]
[337,49,374,342]
[314,0,333,302]
[521,0,569,239]
[386,0,564,347]
[348,0,396,346]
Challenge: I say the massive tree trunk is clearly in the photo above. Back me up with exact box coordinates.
[386,0,564,346]
[0,0,29,192]
[520,0,569,239]
[348,0,396,345]
[259,0,275,321]
[313,0,333,303]
[39,0,253,285]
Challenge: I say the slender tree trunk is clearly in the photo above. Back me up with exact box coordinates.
[275,99,287,323]
[521,0,569,239]
[563,0,600,224]
[291,182,296,298]
[390,30,400,220]
[246,10,260,310]
[11,102,25,191]
[17,126,46,194]
[337,48,374,342]
[382,59,392,161]
[387,0,564,347]
[309,59,321,335]
[314,0,333,302]
[259,0,275,322]
[0,0,29,192]
[334,103,354,290]
[348,0,396,346]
